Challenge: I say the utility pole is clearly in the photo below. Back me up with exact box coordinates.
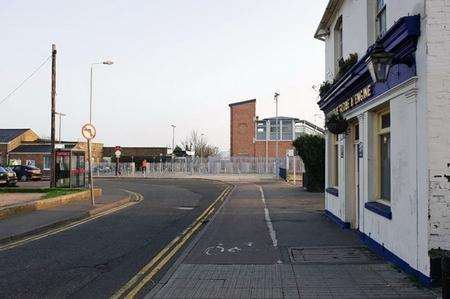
[274,92,280,177]
[50,44,57,188]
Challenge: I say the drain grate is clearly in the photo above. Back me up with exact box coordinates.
[289,246,382,264]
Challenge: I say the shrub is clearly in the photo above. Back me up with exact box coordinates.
[319,81,333,99]
[293,135,325,192]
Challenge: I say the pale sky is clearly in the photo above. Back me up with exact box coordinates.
[0,0,327,150]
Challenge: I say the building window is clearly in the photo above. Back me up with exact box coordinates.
[281,120,293,140]
[334,16,343,74]
[256,122,267,140]
[332,134,339,187]
[43,156,51,170]
[377,110,390,201]
[376,0,386,37]
[270,119,280,140]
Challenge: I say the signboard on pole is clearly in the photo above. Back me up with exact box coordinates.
[82,123,96,206]
[82,123,96,140]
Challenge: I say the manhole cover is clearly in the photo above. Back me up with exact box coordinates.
[289,246,382,264]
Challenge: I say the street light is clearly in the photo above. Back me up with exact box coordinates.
[90,60,114,123]
[55,112,66,143]
[87,60,114,206]
[171,124,176,171]
[274,92,280,177]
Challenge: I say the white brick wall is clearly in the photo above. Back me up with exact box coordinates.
[426,0,450,251]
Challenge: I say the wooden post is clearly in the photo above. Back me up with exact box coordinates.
[50,44,57,188]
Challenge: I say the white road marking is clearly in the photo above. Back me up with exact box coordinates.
[205,245,225,255]
[176,206,195,210]
[227,246,241,253]
[258,185,278,248]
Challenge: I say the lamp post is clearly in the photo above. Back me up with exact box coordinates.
[87,60,113,205]
[274,92,280,177]
[171,124,176,171]
[55,112,66,143]
[200,133,204,172]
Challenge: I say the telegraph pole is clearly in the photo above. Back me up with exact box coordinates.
[50,44,57,188]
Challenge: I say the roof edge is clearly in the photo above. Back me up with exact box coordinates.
[229,99,256,107]
[314,0,343,40]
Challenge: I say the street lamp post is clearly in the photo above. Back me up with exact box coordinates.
[88,60,113,205]
[274,92,280,177]
[55,112,66,143]
[171,124,176,171]
[200,133,204,173]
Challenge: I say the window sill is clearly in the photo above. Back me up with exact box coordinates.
[365,201,392,220]
[326,187,339,197]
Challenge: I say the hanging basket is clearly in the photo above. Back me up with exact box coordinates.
[325,113,349,135]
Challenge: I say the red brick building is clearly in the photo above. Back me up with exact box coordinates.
[229,99,323,158]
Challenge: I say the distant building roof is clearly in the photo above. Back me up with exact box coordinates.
[0,129,30,143]
[260,116,300,121]
[10,144,51,154]
[229,99,256,107]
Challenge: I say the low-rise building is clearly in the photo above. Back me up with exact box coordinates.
[229,99,323,157]
[0,129,40,165]
[315,0,450,286]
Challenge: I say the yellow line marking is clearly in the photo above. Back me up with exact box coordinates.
[0,191,143,251]
[111,185,233,299]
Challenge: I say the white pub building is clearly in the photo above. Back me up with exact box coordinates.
[315,0,450,287]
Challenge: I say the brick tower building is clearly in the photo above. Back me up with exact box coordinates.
[229,99,323,158]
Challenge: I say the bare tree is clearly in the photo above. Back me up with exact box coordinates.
[181,130,219,158]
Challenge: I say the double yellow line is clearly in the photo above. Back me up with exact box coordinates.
[111,185,234,299]
[0,190,143,252]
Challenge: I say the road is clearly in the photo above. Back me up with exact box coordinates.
[0,178,227,298]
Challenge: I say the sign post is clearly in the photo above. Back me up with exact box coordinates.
[114,146,121,176]
[82,123,96,206]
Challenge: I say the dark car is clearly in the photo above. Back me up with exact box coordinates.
[12,165,43,182]
[2,167,18,186]
[0,167,8,186]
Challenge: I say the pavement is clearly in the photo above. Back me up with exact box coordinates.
[0,192,44,207]
[148,181,437,299]
[0,178,227,298]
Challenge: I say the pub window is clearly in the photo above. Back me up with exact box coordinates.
[376,0,386,37]
[334,16,343,74]
[332,134,339,187]
[377,110,390,201]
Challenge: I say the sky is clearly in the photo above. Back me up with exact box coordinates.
[0,0,328,150]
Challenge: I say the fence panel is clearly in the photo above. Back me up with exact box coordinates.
[93,156,304,177]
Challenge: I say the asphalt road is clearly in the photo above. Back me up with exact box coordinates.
[0,178,227,298]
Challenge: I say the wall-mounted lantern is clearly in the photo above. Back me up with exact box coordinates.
[366,40,416,84]
[366,40,394,83]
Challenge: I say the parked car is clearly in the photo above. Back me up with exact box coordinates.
[0,167,8,186]
[12,165,42,182]
[2,166,18,186]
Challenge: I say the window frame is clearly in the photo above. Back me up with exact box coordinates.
[43,155,51,170]
[331,134,340,188]
[375,108,391,204]
[334,16,343,74]
[376,0,387,38]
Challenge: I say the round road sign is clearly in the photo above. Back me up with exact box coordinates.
[82,123,96,140]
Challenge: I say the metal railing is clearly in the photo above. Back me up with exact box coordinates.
[92,156,304,177]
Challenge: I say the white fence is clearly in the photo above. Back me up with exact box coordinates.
[92,156,304,177]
